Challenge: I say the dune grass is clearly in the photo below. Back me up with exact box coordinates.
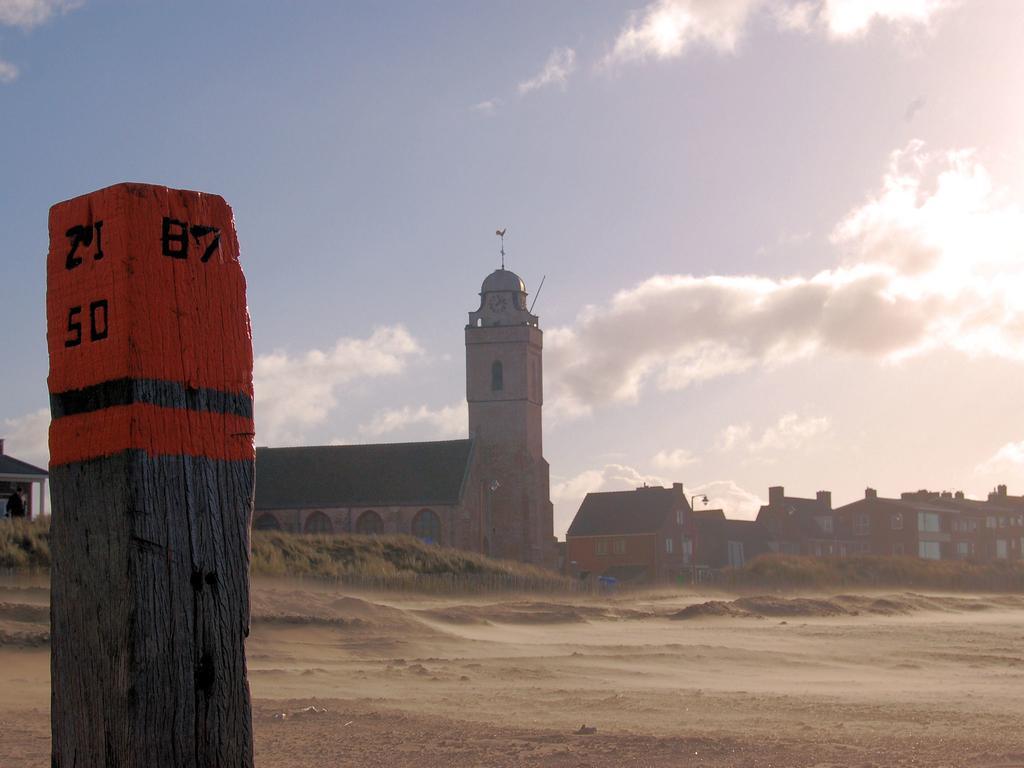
[0,518,572,590]
[0,517,51,570]
[725,554,1024,591]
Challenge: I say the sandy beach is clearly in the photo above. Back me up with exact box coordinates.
[2,578,1023,767]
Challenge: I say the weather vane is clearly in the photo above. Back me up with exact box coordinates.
[495,228,506,270]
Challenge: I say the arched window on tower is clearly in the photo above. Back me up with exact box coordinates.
[491,360,503,391]
[412,509,441,545]
[356,510,383,535]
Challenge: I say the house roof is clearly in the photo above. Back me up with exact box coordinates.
[255,439,475,510]
[567,486,686,537]
[0,454,48,478]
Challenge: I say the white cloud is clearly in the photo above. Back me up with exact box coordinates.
[2,408,50,468]
[718,413,831,456]
[652,448,698,469]
[359,401,467,441]
[254,325,421,446]
[603,0,956,66]
[0,58,18,83]
[545,142,1024,418]
[518,47,576,94]
[551,462,670,534]
[470,98,501,115]
[550,463,763,533]
[975,441,1024,477]
[0,0,83,29]
[688,479,765,519]
[715,423,752,452]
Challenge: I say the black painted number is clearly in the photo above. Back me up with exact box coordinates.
[64,306,82,348]
[65,221,104,270]
[64,299,109,348]
[162,217,221,263]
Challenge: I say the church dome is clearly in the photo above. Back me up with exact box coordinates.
[481,268,526,294]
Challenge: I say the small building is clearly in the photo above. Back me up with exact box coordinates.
[691,509,772,568]
[564,483,694,583]
[0,439,48,519]
[756,485,856,557]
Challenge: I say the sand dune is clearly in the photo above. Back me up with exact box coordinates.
[3,577,1024,766]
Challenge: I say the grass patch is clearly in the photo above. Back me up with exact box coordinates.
[0,518,51,570]
[725,554,1024,591]
[0,518,573,591]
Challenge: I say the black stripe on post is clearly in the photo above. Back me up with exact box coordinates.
[50,378,254,419]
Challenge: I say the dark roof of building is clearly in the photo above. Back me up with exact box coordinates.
[0,454,48,478]
[567,486,685,537]
[255,439,474,510]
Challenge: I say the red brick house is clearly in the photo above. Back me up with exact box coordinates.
[565,483,694,583]
[755,486,856,557]
[833,486,1024,562]
[691,509,772,568]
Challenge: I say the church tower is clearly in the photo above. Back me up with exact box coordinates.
[466,267,554,567]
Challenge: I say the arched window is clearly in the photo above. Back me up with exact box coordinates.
[491,360,503,391]
[412,508,441,545]
[254,514,281,531]
[356,510,383,535]
[304,511,333,534]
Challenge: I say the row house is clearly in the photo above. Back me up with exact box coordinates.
[755,486,859,557]
[833,485,1024,562]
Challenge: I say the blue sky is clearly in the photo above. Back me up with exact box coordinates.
[3,1,1024,535]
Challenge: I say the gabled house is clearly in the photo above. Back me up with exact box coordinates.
[565,483,694,583]
[691,508,772,568]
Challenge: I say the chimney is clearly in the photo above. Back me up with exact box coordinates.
[865,487,877,500]
[769,486,784,505]
[954,490,964,500]
[0,438,4,455]
[672,482,683,494]
[998,484,1008,497]
[816,490,832,511]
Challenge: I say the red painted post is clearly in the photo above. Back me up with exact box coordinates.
[47,183,255,767]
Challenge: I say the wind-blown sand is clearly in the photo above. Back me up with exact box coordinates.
[2,578,1023,766]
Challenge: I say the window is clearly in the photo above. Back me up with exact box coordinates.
[955,541,972,558]
[412,509,441,544]
[986,516,997,529]
[816,516,834,534]
[996,539,1009,560]
[356,510,383,535]
[891,513,903,530]
[612,539,626,555]
[918,541,941,560]
[727,541,745,567]
[491,360,503,391]
[665,537,674,554]
[254,514,281,531]
[596,540,609,556]
[682,538,693,564]
[999,516,1007,528]
[854,514,870,536]
[304,511,333,534]
[918,512,941,533]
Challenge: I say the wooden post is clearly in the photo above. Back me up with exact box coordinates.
[46,183,255,767]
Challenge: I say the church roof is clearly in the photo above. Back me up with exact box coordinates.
[255,439,475,510]
[567,486,687,537]
[0,454,48,478]
[481,268,525,294]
